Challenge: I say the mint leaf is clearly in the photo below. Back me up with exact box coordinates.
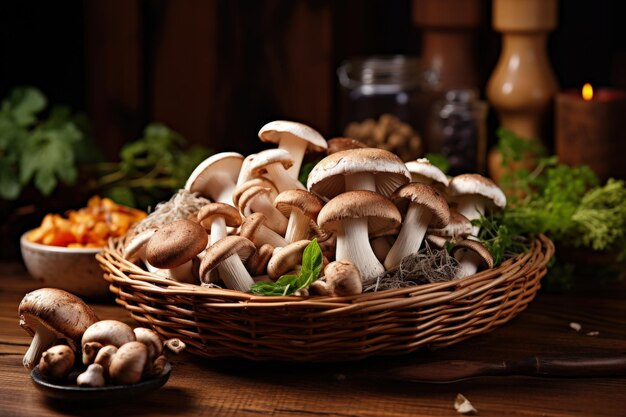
[249,239,323,296]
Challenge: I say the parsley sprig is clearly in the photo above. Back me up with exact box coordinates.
[250,239,323,296]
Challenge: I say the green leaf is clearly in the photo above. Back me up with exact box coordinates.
[0,87,46,127]
[0,159,21,199]
[249,239,323,296]
[424,153,450,174]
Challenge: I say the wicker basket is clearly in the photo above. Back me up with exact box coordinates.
[97,234,554,362]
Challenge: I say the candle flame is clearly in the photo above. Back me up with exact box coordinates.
[582,83,593,101]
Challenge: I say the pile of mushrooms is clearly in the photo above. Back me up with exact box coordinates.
[19,288,185,386]
[124,121,507,294]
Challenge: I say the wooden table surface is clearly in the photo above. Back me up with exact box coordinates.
[1,261,625,417]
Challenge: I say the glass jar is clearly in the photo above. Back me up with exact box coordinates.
[428,89,487,175]
[337,56,427,161]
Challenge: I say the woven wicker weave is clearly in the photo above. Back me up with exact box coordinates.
[97,234,554,361]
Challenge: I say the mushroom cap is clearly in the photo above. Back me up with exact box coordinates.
[237,185,274,216]
[232,177,277,207]
[184,152,244,197]
[145,219,208,269]
[307,148,411,199]
[246,243,275,276]
[249,148,294,177]
[19,288,99,347]
[317,190,401,235]
[323,260,362,296]
[109,341,149,385]
[274,189,324,220]
[392,182,450,229]
[123,228,158,262]
[199,236,256,277]
[451,239,494,270]
[428,210,473,238]
[81,320,136,348]
[267,240,311,279]
[239,212,267,241]
[447,174,507,209]
[133,327,163,360]
[259,120,327,153]
[39,345,75,379]
[405,158,449,186]
[197,203,242,229]
[326,137,368,155]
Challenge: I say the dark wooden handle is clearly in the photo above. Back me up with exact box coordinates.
[507,356,626,378]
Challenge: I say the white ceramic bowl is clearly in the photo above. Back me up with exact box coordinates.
[20,231,109,299]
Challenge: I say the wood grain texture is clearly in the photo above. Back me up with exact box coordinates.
[1,261,625,416]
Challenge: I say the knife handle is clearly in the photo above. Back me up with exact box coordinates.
[507,355,626,378]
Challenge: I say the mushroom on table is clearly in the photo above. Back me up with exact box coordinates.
[81,319,136,365]
[19,288,99,370]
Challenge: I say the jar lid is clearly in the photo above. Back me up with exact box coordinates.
[338,56,423,90]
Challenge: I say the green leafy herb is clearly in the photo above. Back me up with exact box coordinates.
[94,123,212,208]
[424,153,450,175]
[0,87,89,199]
[250,239,323,296]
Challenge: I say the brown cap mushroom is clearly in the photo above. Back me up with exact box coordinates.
[447,174,506,236]
[384,182,450,270]
[267,240,311,279]
[185,152,244,203]
[274,189,325,243]
[81,320,136,365]
[133,327,163,361]
[428,210,473,240]
[197,203,242,244]
[317,190,401,284]
[246,243,275,276]
[323,260,362,296]
[258,120,327,179]
[248,148,305,193]
[326,137,368,155]
[232,177,278,208]
[307,148,411,200]
[109,341,149,385]
[145,219,208,283]
[94,345,118,379]
[199,236,256,292]
[451,239,494,278]
[238,185,288,235]
[39,345,75,380]
[240,212,287,248]
[19,288,99,370]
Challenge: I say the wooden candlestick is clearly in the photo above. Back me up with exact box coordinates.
[556,88,626,181]
[486,0,559,184]
[413,0,484,90]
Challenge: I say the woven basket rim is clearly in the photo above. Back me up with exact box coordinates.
[97,234,554,307]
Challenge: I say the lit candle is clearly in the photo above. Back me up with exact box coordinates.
[555,84,626,180]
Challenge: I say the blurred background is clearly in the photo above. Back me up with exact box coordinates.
[2,0,626,259]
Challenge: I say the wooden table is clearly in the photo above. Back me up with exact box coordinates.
[1,261,624,417]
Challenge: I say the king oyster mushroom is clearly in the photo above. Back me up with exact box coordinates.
[19,288,99,370]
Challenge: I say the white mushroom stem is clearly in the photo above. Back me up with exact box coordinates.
[345,172,376,192]
[167,261,196,283]
[210,173,238,204]
[217,255,255,292]
[278,135,308,179]
[454,195,486,237]
[264,163,305,192]
[254,224,288,247]
[455,248,482,279]
[23,325,57,370]
[210,217,227,245]
[248,194,288,235]
[384,205,432,270]
[336,218,384,285]
[237,154,256,186]
[284,210,310,243]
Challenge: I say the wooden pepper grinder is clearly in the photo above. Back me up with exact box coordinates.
[486,0,559,184]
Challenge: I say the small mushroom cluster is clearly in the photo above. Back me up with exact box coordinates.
[19,288,184,386]
[124,120,507,294]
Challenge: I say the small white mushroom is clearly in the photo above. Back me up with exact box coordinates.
[94,345,118,379]
[451,240,494,279]
[77,363,106,387]
[81,320,136,365]
[133,327,163,361]
[323,260,362,296]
